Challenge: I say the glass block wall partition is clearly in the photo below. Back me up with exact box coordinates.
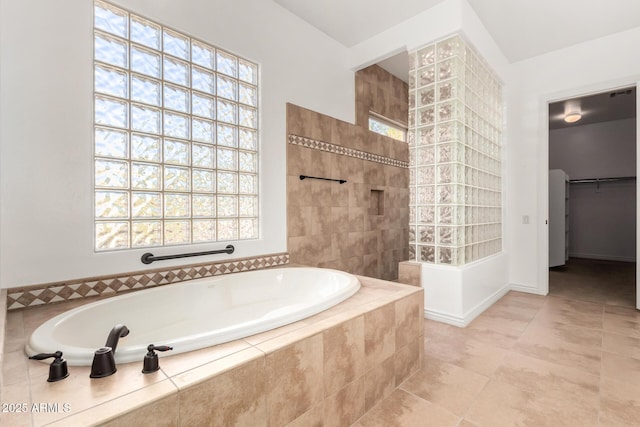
[408,35,503,265]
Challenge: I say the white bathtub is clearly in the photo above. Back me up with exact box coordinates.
[25,267,360,366]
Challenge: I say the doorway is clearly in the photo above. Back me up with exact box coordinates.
[547,86,637,308]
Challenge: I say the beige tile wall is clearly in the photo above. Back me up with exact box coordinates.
[355,64,409,128]
[287,104,409,281]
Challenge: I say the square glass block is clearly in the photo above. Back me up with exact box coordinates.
[437,206,453,225]
[417,146,435,165]
[163,56,189,86]
[217,124,237,147]
[192,144,214,168]
[217,171,237,193]
[437,164,453,184]
[192,93,215,119]
[131,75,161,106]
[132,221,162,247]
[95,159,128,188]
[408,244,416,262]
[416,45,435,67]
[409,168,415,186]
[409,92,416,110]
[193,169,215,192]
[437,121,463,143]
[164,139,189,165]
[164,111,189,139]
[437,246,452,265]
[239,151,257,173]
[131,104,161,134]
[418,65,435,87]
[239,129,257,150]
[217,100,237,124]
[164,220,190,245]
[239,174,257,194]
[193,219,215,242]
[164,193,190,217]
[419,245,435,263]
[418,225,435,243]
[192,67,215,94]
[239,83,257,107]
[192,41,214,70]
[416,186,435,205]
[437,36,462,61]
[418,205,435,224]
[217,195,237,217]
[418,107,435,126]
[217,75,237,101]
[239,196,257,217]
[94,33,128,68]
[95,1,128,38]
[417,166,434,185]
[95,190,129,218]
[239,218,258,239]
[217,148,237,170]
[217,51,237,77]
[164,84,190,113]
[95,127,128,159]
[437,79,464,102]
[95,64,127,98]
[239,106,257,129]
[131,134,160,162]
[418,126,435,146]
[131,162,161,190]
[95,96,127,129]
[218,219,238,241]
[192,118,214,143]
[409,226,416,242]
[163,29,189,60]
[131,192,161,217]
[409,73,415,90]
[418,85,435,107]
[193,194,215,217]
[238,59,257,84]
[95,221,129,250]
[130,15,161,50]
[164,166,190,191]
[131,46,160,78]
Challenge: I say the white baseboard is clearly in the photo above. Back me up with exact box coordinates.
[424,283,510,328]
[424,308,466,327]
[568,253,635,263]
[510,283,547,295]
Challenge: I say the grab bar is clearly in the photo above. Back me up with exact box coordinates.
[140,245,235,264]
[299,175,346,184]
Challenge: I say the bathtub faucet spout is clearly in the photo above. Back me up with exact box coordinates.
[105,324,129,354]
[90,324,130,378]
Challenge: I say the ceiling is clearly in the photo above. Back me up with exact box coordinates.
[273,0,640,63]
[274,0,640,128]
[549,87,636,130]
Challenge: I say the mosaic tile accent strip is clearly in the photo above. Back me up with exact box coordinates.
[288,134,409,168]
[6,253,289,311]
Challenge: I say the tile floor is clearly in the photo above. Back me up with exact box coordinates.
[355,259,639,426]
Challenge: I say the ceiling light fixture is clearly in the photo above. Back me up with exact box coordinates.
[564,112,582,123]
[563,101,582,123]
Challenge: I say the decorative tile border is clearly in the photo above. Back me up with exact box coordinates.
[6,253,289,311]
[288,134,409,168]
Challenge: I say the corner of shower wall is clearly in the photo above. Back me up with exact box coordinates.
[407,34,508,325]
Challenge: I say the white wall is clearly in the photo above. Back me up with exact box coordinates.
[507,27,640,293]
[0,0,354,288]
[549,119,636,262]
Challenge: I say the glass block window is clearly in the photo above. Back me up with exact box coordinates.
[408,35,502,265]
[368,113,407,142]
[93,0,259,251]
